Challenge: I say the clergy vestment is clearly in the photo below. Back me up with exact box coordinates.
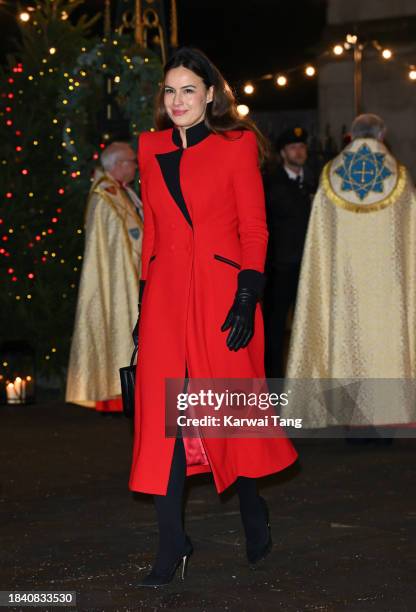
[66,169,143,409]
[285,138,416,428]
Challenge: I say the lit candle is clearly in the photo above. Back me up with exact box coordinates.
[6,382,18,403]
[5,378,26,404]
[14,376,23,398]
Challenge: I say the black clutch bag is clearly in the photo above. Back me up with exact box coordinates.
[119,345,138,418]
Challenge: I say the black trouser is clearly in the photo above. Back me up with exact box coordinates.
[152,436,267,570]
[264,262,301,378]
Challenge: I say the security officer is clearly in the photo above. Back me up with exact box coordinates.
[263,127,318,378]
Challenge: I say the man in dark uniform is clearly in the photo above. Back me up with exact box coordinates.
[263,127,318,378]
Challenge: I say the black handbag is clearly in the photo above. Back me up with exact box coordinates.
[119,345,138,418]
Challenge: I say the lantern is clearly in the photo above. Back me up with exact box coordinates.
[0,341,36,405]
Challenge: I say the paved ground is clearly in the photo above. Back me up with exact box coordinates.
[1,401,415,612]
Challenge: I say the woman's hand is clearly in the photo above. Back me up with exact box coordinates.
[221,287,257,351]
[221,270,265,351]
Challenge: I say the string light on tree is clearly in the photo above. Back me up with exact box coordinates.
[382,49,393,60]
[276,75,288,87]
[409,67,416,80]
[19,12,30,23]
[333,44,344,56]
[243,83,254,95]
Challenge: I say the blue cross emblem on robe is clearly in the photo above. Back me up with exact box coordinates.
[334,144,393,201]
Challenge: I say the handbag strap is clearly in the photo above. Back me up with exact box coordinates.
[130,345,138,366]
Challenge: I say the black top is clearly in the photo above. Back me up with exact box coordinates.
[172,120,211,148]
[264,164,318,266]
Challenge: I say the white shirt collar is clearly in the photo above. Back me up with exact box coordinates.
[284,165,304,182]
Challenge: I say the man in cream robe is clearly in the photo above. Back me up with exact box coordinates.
[66,142,143,410]
[285,114,416,430]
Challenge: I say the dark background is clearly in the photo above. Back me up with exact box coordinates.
[0,0,328,110]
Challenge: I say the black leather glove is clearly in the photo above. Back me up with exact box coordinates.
[132,280,146,348]
[221,270,265,351]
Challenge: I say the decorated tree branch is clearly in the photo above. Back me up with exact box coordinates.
[0,1,162,389]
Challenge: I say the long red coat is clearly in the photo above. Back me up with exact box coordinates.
[129,123,297,495]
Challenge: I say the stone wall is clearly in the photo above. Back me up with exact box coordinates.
[328,0,416,24]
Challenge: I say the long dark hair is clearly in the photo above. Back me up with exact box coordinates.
[155,47,270,165]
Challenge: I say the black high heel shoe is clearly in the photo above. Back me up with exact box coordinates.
[247,497,272,568]
[139,537,193,587]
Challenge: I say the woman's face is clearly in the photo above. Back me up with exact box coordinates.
[164,66,213,129]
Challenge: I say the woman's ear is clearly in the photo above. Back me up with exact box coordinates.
[206,85,214,104]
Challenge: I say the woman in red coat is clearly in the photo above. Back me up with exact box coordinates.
[129,47,298,586]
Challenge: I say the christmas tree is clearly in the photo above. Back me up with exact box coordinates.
[0,0,162,389]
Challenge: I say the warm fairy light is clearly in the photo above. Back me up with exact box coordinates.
[276,75,288,87]
[382,49,393,60]
[346,34,358,45]
[19,12,30,23]
[237,104,249,116]
[333,45,344,56]
[305,65,316,77]
[409,68,416,80]
[49,47,57,55]
[244,83,254,95]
